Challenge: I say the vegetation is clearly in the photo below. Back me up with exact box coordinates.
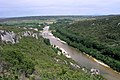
[0,22,44,31]
[52,15,120,72]
[43,38,51,45]
[0,25,104,80]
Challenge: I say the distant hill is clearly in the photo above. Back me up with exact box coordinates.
[0,15,116,22]
[64,15,120,45]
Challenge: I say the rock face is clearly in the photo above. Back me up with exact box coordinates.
[22,31,33,37]
[0,30,19,44]
[0,29,39,44]
[32,33,38,39]
[22,31,38,39]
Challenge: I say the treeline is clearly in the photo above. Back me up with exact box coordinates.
[1,22,40,28]
[52,26,120,72]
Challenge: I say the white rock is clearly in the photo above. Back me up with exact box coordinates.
[34,28,38,31]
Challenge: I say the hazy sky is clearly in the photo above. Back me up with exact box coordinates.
[0,0,120,17]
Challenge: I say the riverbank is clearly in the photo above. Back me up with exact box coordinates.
[52,34,120,76]
[42,26,105,75]
[54,36,110,68]
[45,26,120,80]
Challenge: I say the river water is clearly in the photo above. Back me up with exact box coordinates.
[42,26,120,80]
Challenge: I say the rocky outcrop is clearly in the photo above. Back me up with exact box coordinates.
[52,45,71,58]
[32,33,38,39]
[22,31,33,37]
[0,30,19,44]
[90,68,100,75]
[0,29,39,44]
[21,31,38,39]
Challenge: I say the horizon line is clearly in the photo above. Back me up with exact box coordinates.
[0,14,120,19]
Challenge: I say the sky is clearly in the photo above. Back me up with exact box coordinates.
[0,0,120,17]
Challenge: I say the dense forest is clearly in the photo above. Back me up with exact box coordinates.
[0,24,104,80]
[52,15,120,72]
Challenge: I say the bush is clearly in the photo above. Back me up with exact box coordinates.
[44,38,50,45]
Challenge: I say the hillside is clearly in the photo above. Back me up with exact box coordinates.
[52,15,120,72]
[66,15,120,45]
[0,24,104,80]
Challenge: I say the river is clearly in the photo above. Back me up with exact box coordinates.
[42,26,120,80]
